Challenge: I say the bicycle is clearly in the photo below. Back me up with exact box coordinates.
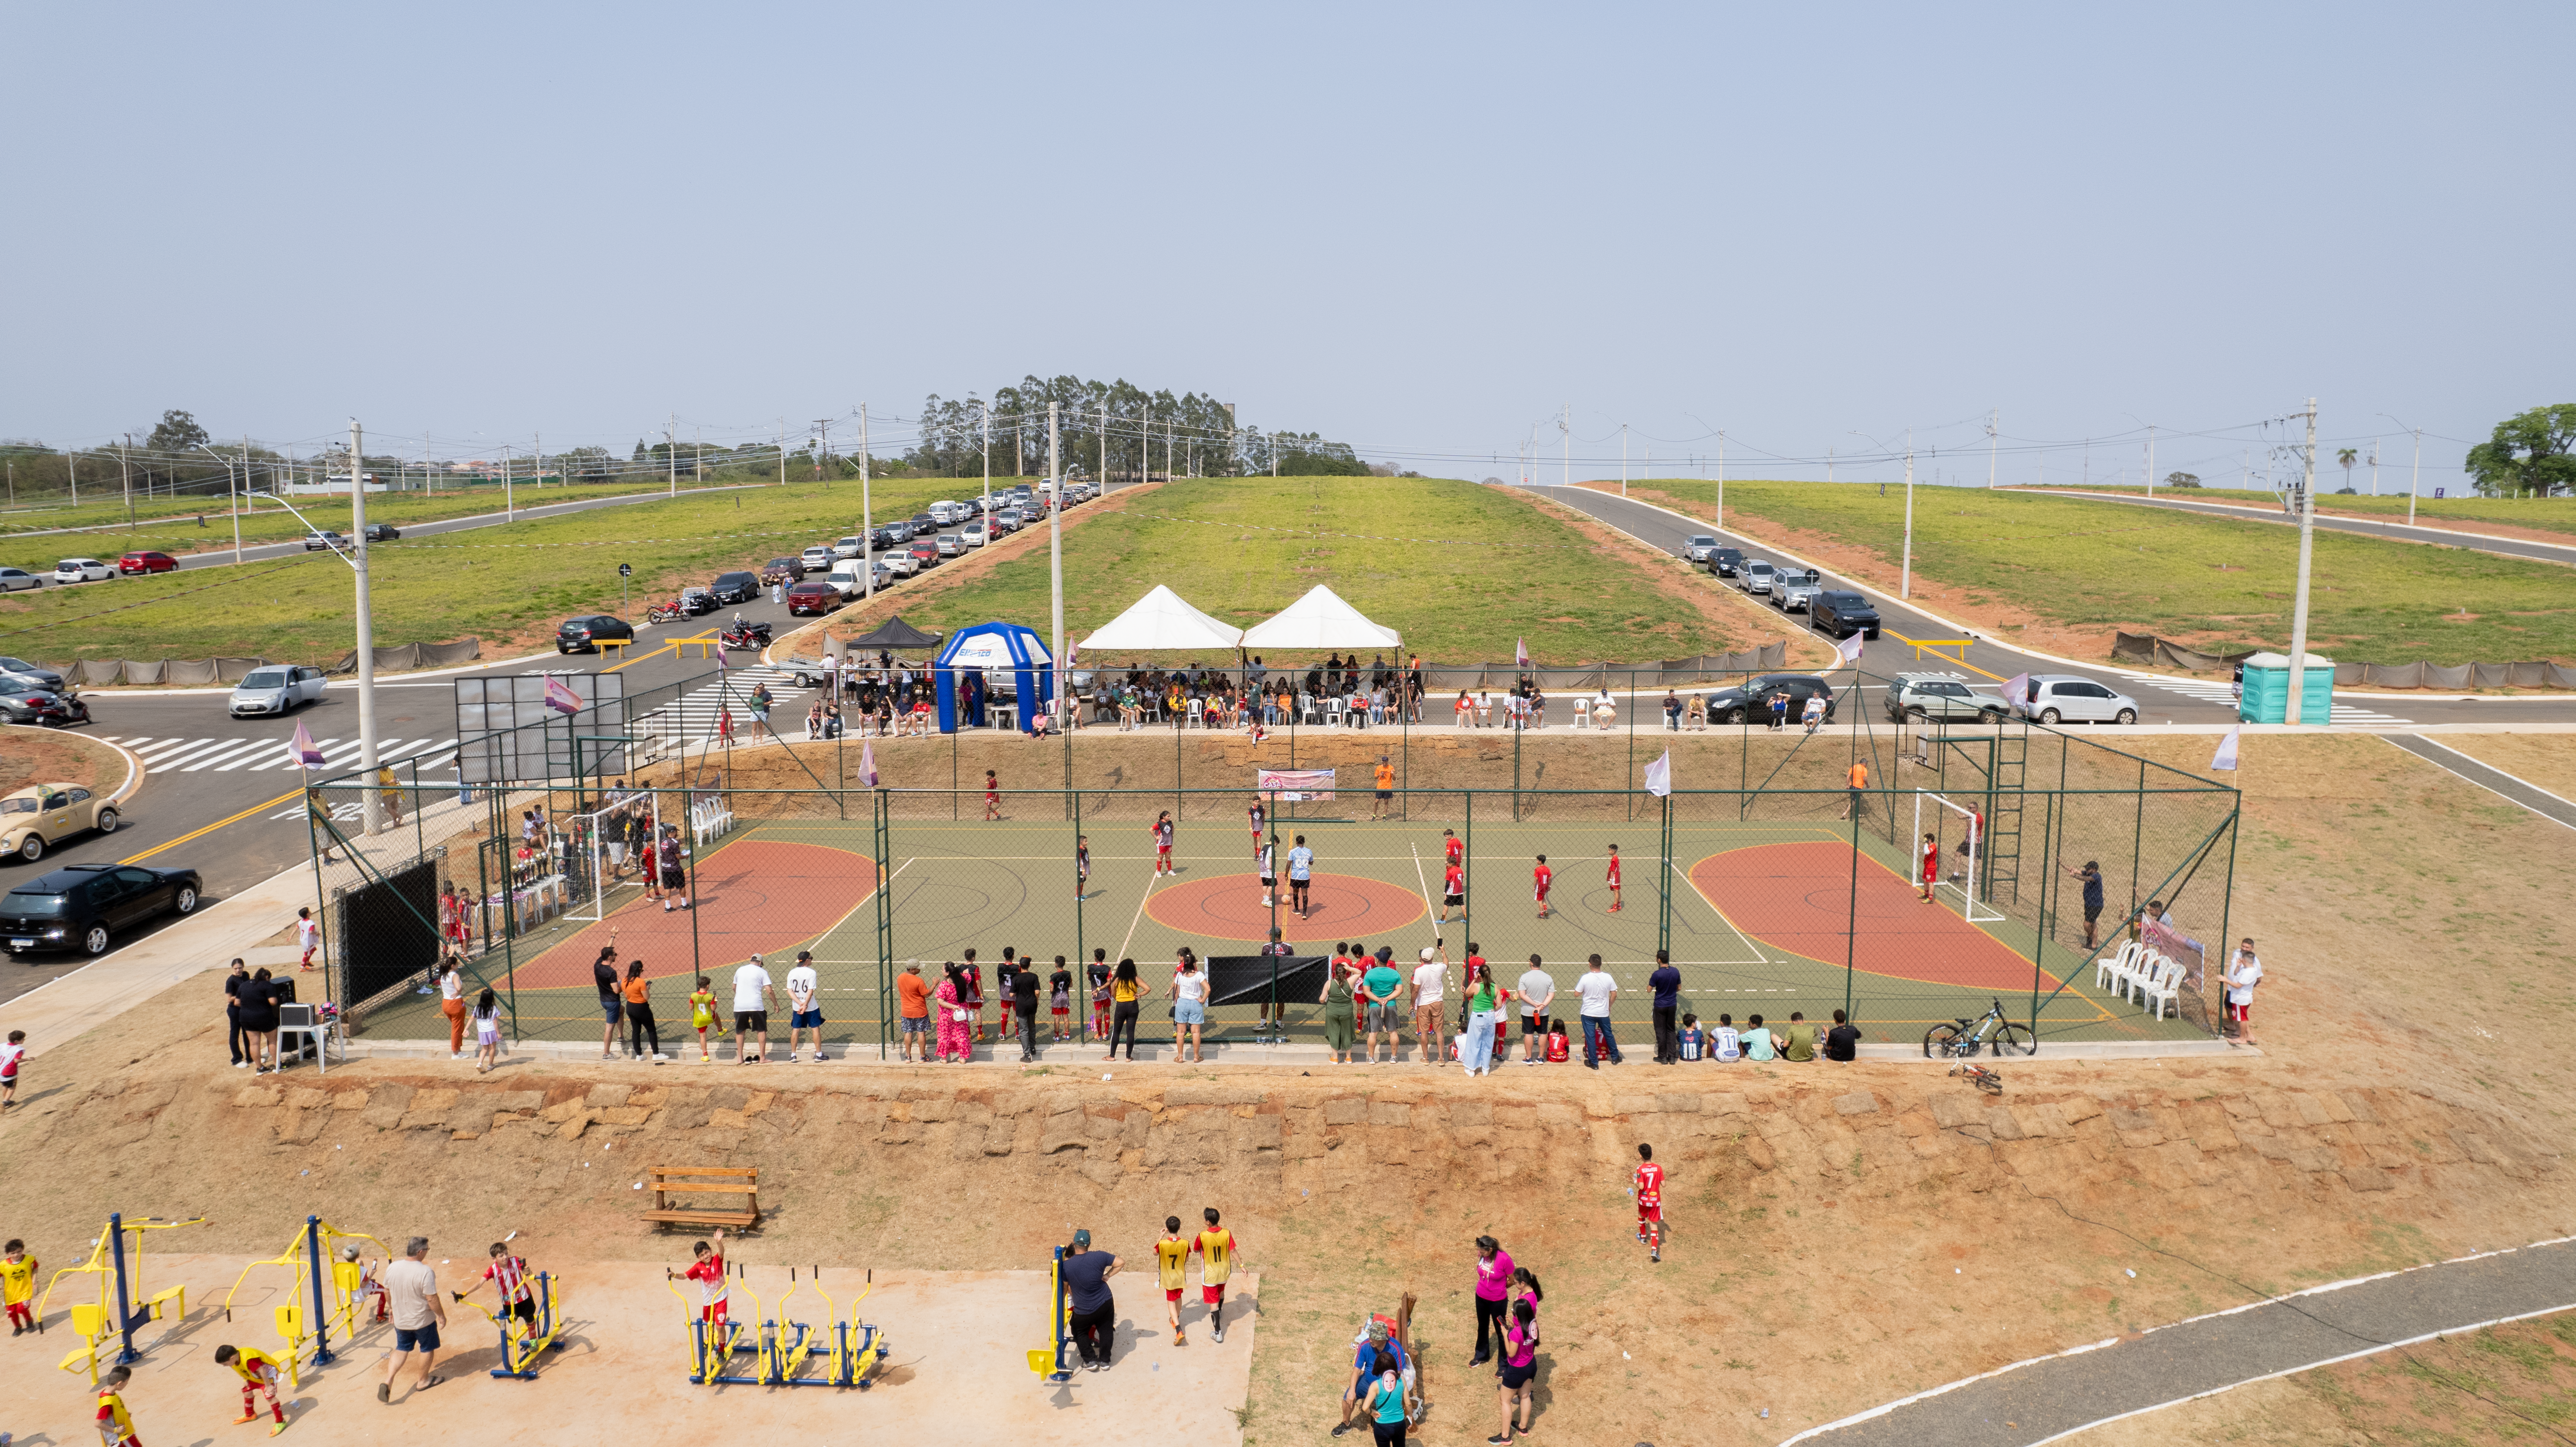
[1950,1062,2004,1095]
[1923,998,2036,1059]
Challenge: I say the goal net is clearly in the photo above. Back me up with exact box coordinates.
[1913,789,2005,924]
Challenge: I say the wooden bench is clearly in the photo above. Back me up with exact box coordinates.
[642,1166,760,1231]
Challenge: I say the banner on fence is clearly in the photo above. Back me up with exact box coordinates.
[1255,768,1336,801]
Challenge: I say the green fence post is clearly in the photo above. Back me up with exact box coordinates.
[1655,791,1672,958]
[2130,758,2147,928]
[1074,789,1086,1037]
[1844,792,1860,1024]
[1461,790,1473,952]
[2029,791,2056,1035]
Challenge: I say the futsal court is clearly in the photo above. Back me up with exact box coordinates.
[412,801,2199,1049]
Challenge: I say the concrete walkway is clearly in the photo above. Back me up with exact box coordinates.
[1788,1238,2576,1446]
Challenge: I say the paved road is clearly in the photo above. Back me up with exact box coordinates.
[1525,485,2576,729]
[2015,488,2576,567]
[2380,735,2576,829]
[1797,1239,2576,1445]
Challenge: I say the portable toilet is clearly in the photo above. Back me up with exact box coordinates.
[2237,651,2334,724]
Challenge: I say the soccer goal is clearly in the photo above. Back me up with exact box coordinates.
[563,790,660,923]
[1913,789,2006,924]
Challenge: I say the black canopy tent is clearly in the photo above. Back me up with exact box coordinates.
[846,617,944,650]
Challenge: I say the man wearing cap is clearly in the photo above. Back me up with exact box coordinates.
[784,950,824,1063]
[1410,945,1448,1066]
[1059,1229,1122,1372]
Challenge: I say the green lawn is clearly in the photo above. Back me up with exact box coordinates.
[830,475,1759,663]
[2016,484,2576,539]
[1627,479,2576,665]
[0,477,984,667]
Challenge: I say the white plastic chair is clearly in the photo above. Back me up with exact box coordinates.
[2096,940,2141,994]
[1325,697,1347,728]
[2138,958,2182,1020]
[1187,698,1204,728]
[1572,698,1592,729]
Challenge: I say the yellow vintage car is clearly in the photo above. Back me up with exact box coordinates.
[0,782,117,863]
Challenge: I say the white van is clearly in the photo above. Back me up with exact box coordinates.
[927,500,967,526]
[824,560,867,598]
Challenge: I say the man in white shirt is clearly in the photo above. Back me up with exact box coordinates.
[379,1236,445,1403]
[1411,947,1448,1066]
[1475,689,1493,728]
[1576,954,1623,1068]
[1516,957,1557,1065]
[732,954,776,1065]
[784,949,824,1063]
[2225,938,2262,1048]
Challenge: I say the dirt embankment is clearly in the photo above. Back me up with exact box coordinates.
[1520,490,1841,672]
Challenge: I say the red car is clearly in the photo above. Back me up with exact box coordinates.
[116,551,177,576]
[907,543,941,569]
[784,581,841,616]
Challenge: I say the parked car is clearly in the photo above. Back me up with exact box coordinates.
[555,614,636,654]
[1684,535,1721,563]
[0,862,202,956]
[301,531,347,552]
[933,534,964,558]
[908,513,937,534]
[0,658,65,691]
[1808,591,1882,640]
[1704,546,1744,577]
[0,783,117,863]
[1884,672,2008,725]
[1737,559,1776,595]
[228,664,328,716]
[760,557,806,586]
[2011,675,2141,726]
[884,518,921,543]
[53,559,111,584]
[678,585,717,616]
[362,523,401,543]
[832,536,864,558]
[927,501,967,526]
[0,569,38,592]
[785,581,841,616]
[883,552,919,579]
[116,551,178,576]
[1772,568,1823,612]
[996,508,1026,531]
[960,522,989,548]
[709,570,760,604]
[1702,672,1840,725]
[909,542,944,569]
[0,690,89,727]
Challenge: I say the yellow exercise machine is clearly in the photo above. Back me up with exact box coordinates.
[451,1270,567,1379]
[41,1212,206,1383]
[667,1262,883,1387]
[1025,1246,1076,1382]
[218,1215,390,1387]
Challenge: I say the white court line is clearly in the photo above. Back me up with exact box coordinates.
[1115,857,1162,964]
[1407,842,1437,920]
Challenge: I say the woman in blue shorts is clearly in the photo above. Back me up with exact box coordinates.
[1168,949,1209,1064]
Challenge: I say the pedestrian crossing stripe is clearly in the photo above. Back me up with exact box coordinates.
[99,735,463,773]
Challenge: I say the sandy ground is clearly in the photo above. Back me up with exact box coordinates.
[0,1251,1255,1447]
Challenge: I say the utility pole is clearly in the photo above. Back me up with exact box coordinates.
[1048,402,1065,727]
[2369,438,2380,495]
[1102,405,1111,487]
[667,414,677,496]
[232,440,246,563]
[350,420,385,836]
[65,448,76,505]
[1560,405,1569,487]
[534,431,542,491]
[2284,399,2320,727]
[2406,425,2420,524]
[1900,432,1915,600]
[859,405,874,600]
[1716,431,1726,529]
[2145,425,2156,498]
[120,435,134,530]
[694,426,703,485]
[503,445,513,521]
[1620,423,1628,496]
[777,420,786,486]
[1986,410,1998,489]
[1827,445,1834,484]
[979,397,990,517]
[815,419,833,486]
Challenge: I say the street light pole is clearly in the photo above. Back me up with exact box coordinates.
[349,420,385,834]
[194,442,243,565]
[2284,399,2319,727]
[1049,403,1064,728]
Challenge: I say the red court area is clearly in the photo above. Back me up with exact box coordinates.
[1145,871,1426,943]
[1689,841,2061,991]
[509,840,878,987]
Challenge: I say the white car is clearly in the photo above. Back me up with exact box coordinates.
[883,552,919,578]
[229,664,329,717]
[833,536,864,558]
[800,545,834,570]
[1739,559,1775,595]
[960,522,989,548]
[2011,674,2142,726]
[927,500,967,526]
[53,559,112,584]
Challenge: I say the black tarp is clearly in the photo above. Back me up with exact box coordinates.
[1203,954,1329,1009]
[847,617,945,649]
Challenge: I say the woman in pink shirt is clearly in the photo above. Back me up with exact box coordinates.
[1470,1234,1515,1366]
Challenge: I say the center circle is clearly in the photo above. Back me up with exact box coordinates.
[1145,871,1428,942]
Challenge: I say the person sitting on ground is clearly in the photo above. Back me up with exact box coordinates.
[1779,1010,1819,1062]
[1740,1012,1777,1061]
[1823,1008,1861,1061]
[1711,1011,1742,1062]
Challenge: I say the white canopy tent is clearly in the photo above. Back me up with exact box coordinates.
[1080,584,1245,652]
[1240,584,1401,651]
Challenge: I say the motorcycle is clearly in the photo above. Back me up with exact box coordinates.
[718,620,774,651]
[645,599,684,625]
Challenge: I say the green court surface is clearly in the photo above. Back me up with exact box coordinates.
[375,813,2202,1052]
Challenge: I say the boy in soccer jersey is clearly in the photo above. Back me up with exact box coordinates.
[1259,836,1278,908]
[1677,1014,1705,1061]
[1633,1143,1666,1263]
[96,1364,141,1447]
[1440,857,1464,923]
[1193,1207,1244,1344]
[1918,831,1940,902]
[1605,844,1622,913]
[0,1028,22,1110]
[213,1344,288,1434]
[1247,797,1266,858]
[682,1229,729,1331]
[1532,855,1553,919]
[458,1241,539,1346]
[2,1237,37,1334]
[1155,1216,1192,1345]
[1075,835,1090,900]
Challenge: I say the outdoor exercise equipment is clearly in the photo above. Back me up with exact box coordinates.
[451,1271,567,1379]
[41,1212,205,1381]
[667,1262,883,1387]
[217,1216,391,1388]
[1026,1246,1076,1382]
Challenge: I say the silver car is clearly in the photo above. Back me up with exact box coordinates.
[0,569,41,593]
[229,664,328,717]
[1685,534,1721,563]
[1740,559,1775,595]
[1772,568,1822,612]
[2011,674,2142,726]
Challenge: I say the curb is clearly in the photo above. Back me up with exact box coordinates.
[2012,487,2576,556]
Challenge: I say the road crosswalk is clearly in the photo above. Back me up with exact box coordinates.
[635,663,818,748]
[98,733,464,775]
[2107,671,2414,725]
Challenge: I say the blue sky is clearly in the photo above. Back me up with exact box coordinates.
[5,2,2564,489]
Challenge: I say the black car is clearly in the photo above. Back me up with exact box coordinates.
[1704,672,1839,725]
[0,862,202,956]
[1705,547,1745,578]
[1810,591,1881,640]
[709,571,760,605]
[0,690,89,728]
[362,523,402,542]
[556,614,636,654]
[0,657,64,690]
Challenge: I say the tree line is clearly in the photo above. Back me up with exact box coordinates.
[905,375,1368,479]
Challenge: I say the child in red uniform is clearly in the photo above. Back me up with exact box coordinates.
[984,770,1000,822]
[459,1241,539,1345]
[1441,859,1465,923]
[1917,832,1940,902]
[1247,798,1266,859]
[1544,1023,1571,1062]
[213,1344,288,1433]
[0,1028,22,1109]
[1605,844,1623,913]
[1532,855,1553,919]
[682,1229,729,1327]
[1443,828,1463,871]
[1633,1142,1666,1263]
[1152,811,1175,876]
[1154,1217,1192,1346]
